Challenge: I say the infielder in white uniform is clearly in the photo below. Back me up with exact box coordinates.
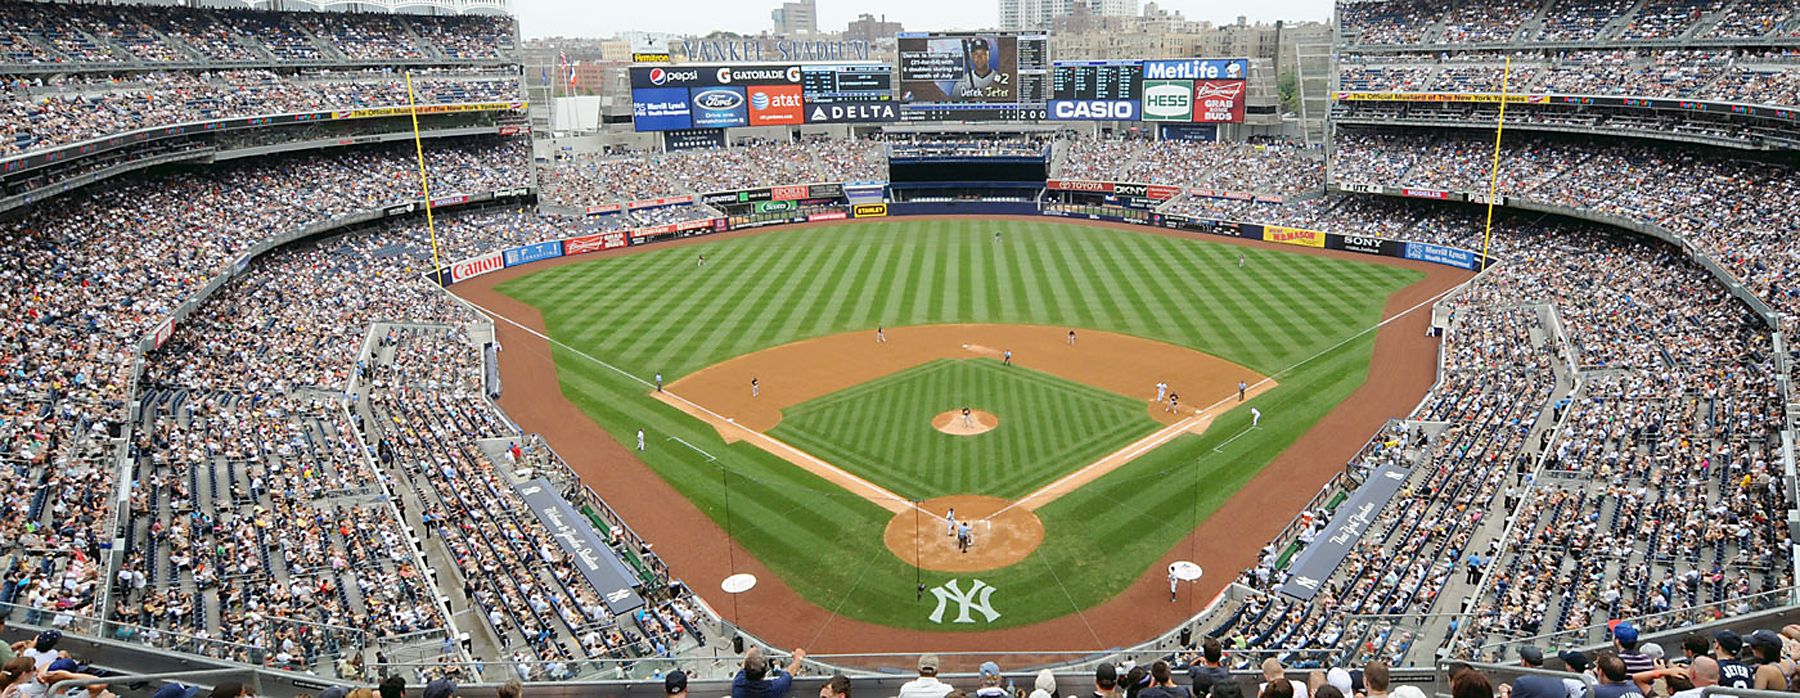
[945,508,957,536]
[1251,407,1263,427]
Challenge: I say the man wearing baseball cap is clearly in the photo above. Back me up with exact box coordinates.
[666,670,690,698]
[1614,623,1653,675]
[1714,630,1753,688]
[1747,630,1789,690]
[1511,647,1568,698]
[899,654,953,698]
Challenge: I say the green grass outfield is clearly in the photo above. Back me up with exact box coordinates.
[495,218,1422,630]
[771,359,1161,500]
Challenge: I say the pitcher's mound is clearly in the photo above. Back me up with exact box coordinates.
[884,495,1044,572]
[933,409,998,436]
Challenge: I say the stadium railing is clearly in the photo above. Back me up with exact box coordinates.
[1469,585,1799,663]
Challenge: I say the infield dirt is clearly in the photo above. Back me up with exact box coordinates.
[453,215,1470,654]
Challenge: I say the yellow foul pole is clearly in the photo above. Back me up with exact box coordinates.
[1479,57,1513,272]
[405,71,446,285]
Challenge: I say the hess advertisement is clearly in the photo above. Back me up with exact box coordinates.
[898,35,1018,103]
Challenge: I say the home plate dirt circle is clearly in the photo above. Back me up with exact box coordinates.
[932,409,998,436]
[883,495,1045,572]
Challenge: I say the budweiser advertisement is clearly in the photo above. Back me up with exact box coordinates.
[562,231,629,256]
[1193,80,1245,123]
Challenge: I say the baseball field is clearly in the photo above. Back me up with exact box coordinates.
[457,216,1464,649]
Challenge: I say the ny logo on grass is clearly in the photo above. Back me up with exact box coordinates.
[927,579,1000,624]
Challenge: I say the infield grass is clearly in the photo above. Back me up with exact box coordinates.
[771,359,1161,499]
[494,218,1424,631]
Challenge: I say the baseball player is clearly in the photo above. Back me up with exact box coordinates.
[1168,568,1179,602]
[1002,350,1012,366]
[697,253,706,267]
[1238,381,1247,401]
[655,372,663,392]
[962,406,974,428]
[751,377,759,398]
[1155,381,1167,403]
[945,508,957,536]
[876,325,886,343]
[1067,330,1077,345]
[1251,407,1262,427]
[637,429,645,452]
[956,521,973,553]
[1167,393,1179,414]
[1238,252,1245,269]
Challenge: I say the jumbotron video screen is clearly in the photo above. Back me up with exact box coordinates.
[896,31,1048,121]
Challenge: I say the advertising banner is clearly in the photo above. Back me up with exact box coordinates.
[805,102,899,124]
[449,251,505,283]
[562,231,628,256]
[1264,225,1326,248]
[755,200,796,214]
[1159,123,1218,142]
[852,203,889,218]
[1142,80,1194,122]
[688,86,749,128]
[1279,464,1409,601]
[1143,59,1248,81]
[627,195,693,209]
[807,183,845,199]
[1400,187,1450,200]
[1046,179,1113,193]
[150,318,175,350]
[747,85,805,125]
[1048,99,1139,121]
[514,478,646,615]
[1193,80,1246,123]
[809,211,848,222]
[631,87,692,131]
[771,185,809,201]
[702,188,770,206]
[630,65,803,89]
[1327,234,1402,257]
[503,241,563,268]
[331,101,526,120]
[585,203,623,215]
[1404,242,1480,270]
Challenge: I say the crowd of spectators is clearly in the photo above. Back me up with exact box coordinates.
[1057,136,1325,199]
[0,68,520,157]
[0,137,527,674]
[536,139,884,210]
[1328,129,1800,326]
[1337,49,1800,109]
[0,2,515,67]
[1340,0,1800,45]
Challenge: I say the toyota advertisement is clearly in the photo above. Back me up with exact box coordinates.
[631,63,891,131]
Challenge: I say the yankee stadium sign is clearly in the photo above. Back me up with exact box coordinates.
[679,38,871,63]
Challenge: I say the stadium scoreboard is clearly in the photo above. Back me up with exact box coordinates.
[1049,61,1144,120]
[897,31,1049,122]
[629,62,897,131]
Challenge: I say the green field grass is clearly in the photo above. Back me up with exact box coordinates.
[494,218,1423,630]
[771,359,1161,500]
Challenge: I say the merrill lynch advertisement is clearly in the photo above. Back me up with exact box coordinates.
[1404,242,1480,270]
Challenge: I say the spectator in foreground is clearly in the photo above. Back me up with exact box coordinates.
[666,670,688,698]
[1029,670,1057,698]
[1615,624,1653,675]
[1451,671,1493,698]
[1748,630,1788,690]
[821,674,852,698]
[1093,662,1119,698]
[1594,654,1643,698]
[735,647,804,698]
[380,676,407,698]
[1671,657,1718,698]
[1510,647,1567,698]
[1188,638,1232,697]
[1260,659,1307,698]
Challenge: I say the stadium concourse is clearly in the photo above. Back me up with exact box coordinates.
[0,0,1797,693]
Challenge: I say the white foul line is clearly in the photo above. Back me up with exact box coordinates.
[457,295,922,516]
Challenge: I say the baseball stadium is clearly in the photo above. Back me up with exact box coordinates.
[0,0,1797,697]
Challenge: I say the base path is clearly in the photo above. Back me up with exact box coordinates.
[884,495,1045,573]
[668,323,1267,432]
[451,214,1472,653]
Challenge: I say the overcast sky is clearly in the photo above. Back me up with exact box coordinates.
[515,0,1335,39]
